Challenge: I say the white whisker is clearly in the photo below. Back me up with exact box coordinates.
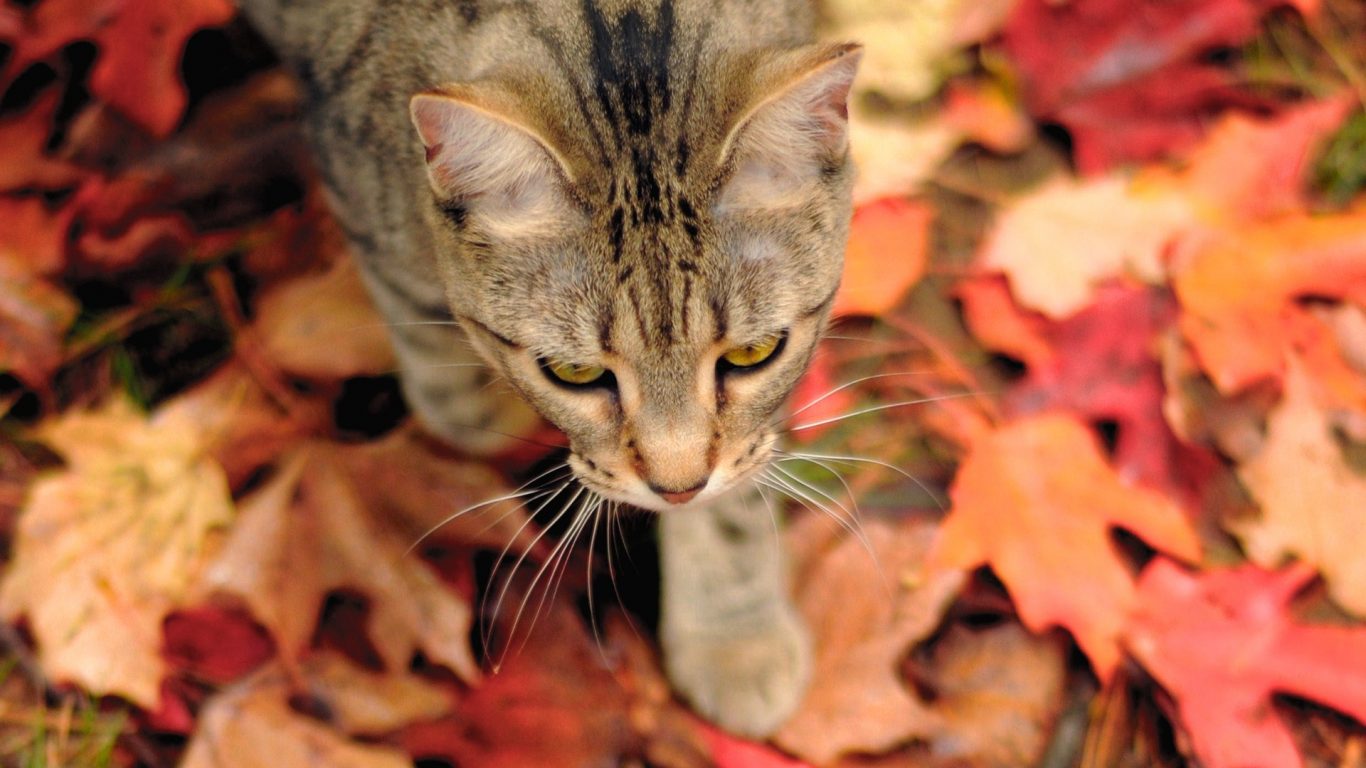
[784,392,979,433]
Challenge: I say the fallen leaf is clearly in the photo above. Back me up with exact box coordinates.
[924,622,1067,768]
[834,198,932,318]
[774,514,963,764]
[1234,357,1366,616]
[4,0,237,137]
[1125,559,1366,768]
[163,606,275,686]
[398,600,646,768]
[181,654,437,768]
[252,258,397,380]
[0,252,78,389]
[0,196,72,275]
[820,0,1016,103]
[981,174,1194,318]
[849,109,962,205]
[0,397,234,706]
[999,0,1286,172]
[1285,305,1366,432]
[954,274,1054,370]
[196,444,485,683]
[0,90,84,192]
[1173,210,1366,394]
[705,724,814,768]
[931,413,1201,678]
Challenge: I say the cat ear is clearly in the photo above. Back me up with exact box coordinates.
[716,43,862,212]
[410,87,574,230]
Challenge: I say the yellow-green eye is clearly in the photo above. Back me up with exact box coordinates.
[544,360,608,386]
[721,334,783,368]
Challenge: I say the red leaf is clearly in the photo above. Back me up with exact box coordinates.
[1127,560,1366,768]
[703,724,813,768]
[833,198,931,318]
[3,0,236,137]
[0,91,84,192]
[163,606,274,686]
[999,0,1291,172]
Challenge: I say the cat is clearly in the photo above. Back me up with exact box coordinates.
[234,0,860,737]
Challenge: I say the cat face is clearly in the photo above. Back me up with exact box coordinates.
[412,43,860,512]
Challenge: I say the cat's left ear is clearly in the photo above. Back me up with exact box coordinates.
[716,43,862,211]
[411,86,574,230]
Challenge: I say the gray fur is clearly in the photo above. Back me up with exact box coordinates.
[238,0,857,735]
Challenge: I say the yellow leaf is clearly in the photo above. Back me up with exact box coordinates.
[0,397,233,706]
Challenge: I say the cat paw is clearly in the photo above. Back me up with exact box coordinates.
[662,606,812,739]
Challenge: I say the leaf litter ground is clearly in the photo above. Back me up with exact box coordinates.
[1,0,1366,766]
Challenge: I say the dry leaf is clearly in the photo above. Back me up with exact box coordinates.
[0,397,234,706]
[197,444,483,682]
[774,514,963,764]
[181,655,429,768]
[1126,559,1366,768]
[253,258,397,380]
[925,622,1066,768]
[1234,357,1366,616]
[0,252,78,390]
[981,174,1194,318]
[931,414,1200,678]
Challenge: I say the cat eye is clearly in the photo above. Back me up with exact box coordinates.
[720,333,785,370]
[541,359,612,388]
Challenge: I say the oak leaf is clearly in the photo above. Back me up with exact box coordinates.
[3,0,237,137]
[196,443,488,683]
[834,198,932,318]
[181,654,442,768]
[774,514,963,764]
[1234,358,1366,616]
[931,413,1200,678]
[0,90,84,192]
[0,397,234,707]
[1173,210,1366,394]
[1125,559,1366,768]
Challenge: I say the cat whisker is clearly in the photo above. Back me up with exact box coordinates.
[482,478,574,657]
[783,370,934,423]
[766,464,870,555]
[406,487,542,555]
[782,392,980,434]
[759,467,884,586]
[776,449,945,511]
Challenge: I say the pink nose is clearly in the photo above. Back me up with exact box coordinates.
[652,481,706,505]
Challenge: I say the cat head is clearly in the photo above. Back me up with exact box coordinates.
[410,41,860,512]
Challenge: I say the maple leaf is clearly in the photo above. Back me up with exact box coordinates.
[998,0,1294,172]
[981,174,1194,318]
[1126,559,1366,768]
[931,413,1201,678]
[1234,357,1366,616]
[1173,210,1366,394]
[196,443,492,683]
[4,0,237,138]
[833,198,932,318]
[0,397,234,707]
[774,515,963,764]
[252,258,397,380]
[955,275,1054,370]
[181,654,442,768]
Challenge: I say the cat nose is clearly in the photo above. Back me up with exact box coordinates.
[650,479,708,505]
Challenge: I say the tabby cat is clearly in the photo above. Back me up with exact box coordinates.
[235,0,860,737]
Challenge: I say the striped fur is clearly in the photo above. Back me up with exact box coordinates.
[238,0,858,736]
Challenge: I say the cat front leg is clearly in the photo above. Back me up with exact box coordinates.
[658,487,811,738]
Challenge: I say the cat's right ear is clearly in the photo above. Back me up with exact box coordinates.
[411,88,574,231]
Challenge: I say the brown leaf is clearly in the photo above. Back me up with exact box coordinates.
[0,251,78,390]
[0,397,234,706]
[252,258,397,380]
[181,655,430,768]
[197,444,487,682]
[0,91,84,192]
[774,514,963,765]
[924,622,1067,767]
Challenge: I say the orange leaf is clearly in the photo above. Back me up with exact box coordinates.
[1174,210,1366,394]
[1126,560,1366,768]
[833,197,931,317]
[931,414,1200,678]
[0,91,84,192]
